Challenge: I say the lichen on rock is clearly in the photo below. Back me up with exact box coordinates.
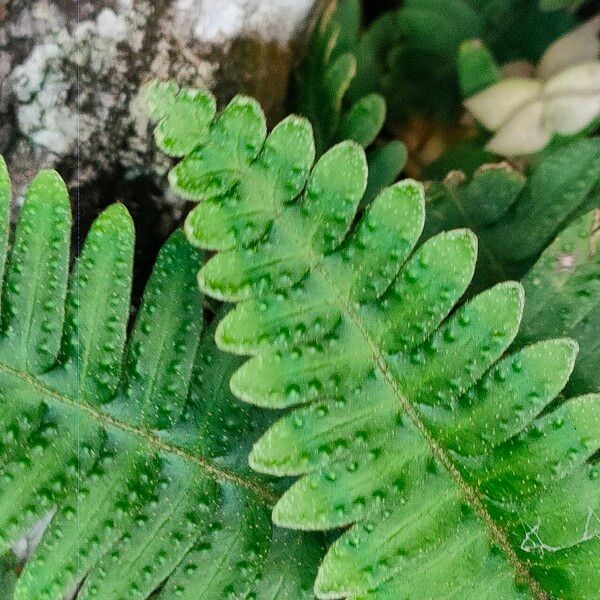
[10,2,215,192]
[4,0,318,203]
[174,0,316,48]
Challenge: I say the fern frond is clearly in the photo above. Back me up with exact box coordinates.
[424,138,600,393]
[152,87,600,599]
[0,157,321,599]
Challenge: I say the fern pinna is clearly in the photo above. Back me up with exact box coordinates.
[0,157,321,599]
[151,82,600,599]
[424,139,600,290]
[424,139,600,394]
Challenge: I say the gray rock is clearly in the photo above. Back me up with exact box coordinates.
[1,0,320,205]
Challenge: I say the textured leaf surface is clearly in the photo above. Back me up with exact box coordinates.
[423,138,600,394]
[153,91,600,599]
[0,163,321,599]
[146,81,217,157]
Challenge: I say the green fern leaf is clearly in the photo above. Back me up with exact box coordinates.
[146,80,217,158]
[0,157,321,599]
[424,138,600,394]
[152,89,600,599]
[0,553,18,598]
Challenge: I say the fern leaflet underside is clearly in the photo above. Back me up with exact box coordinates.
[151,82,600,600]
[0,158,321,599]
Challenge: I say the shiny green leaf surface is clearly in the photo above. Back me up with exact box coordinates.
[153,91,600,599]
[0,163,321,599]
[423,139,600,394]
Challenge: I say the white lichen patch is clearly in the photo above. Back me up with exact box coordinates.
[13,9,128,156]
[175,0,315,48]
[9,1,215,194]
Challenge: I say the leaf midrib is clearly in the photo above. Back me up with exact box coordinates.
[305,246,546,598]
[223,180,540,590]
[0,361,277,504]
[18,214,55,373]
[76,250,122,397]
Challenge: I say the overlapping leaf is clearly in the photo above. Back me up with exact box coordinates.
[0,158,321,599]
[152,86,600,599]
[294,0,406,205]
[424,138,600,393]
